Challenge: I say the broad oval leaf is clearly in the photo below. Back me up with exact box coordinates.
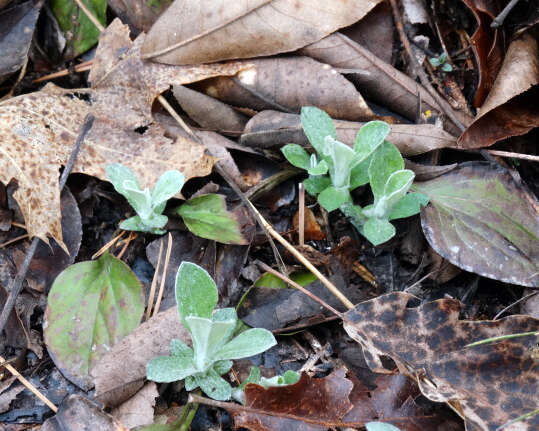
[195,369,232,401]
[362,218,396,246]
[388,192,429,220]
[318,186,350,212]
[368,141,404,201]
[177,194,247,245]
[281,143,311,170]
[301,106,337,155]
[141,0,381,65]
[175,262,218,329]
[146,354,196,383]
[215,328,277,361]
[44,253,144,390]
[413,162,539,287]
[150,170,184,205]
[354,120,390,161]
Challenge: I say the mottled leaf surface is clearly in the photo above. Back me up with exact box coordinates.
[44,253,144,390]
[343,292,539,431]
[413,162,539,287]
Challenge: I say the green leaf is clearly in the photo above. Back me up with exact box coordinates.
[239,366,261,390]
[441,63,453,72]
[368,141,404,201]
[44,253,144,390]
[215,328,277,361]
[366,423,402,431]
[106,164,140,195]
[187,316,236,371]
[282,370,301,384]
[169,339,193,358]
[429,57,441,67]
[307,158,328,176]
[318,186,350,212]
[213,360,233,375]
[185,375,197,391]
[146,354,196,383]
[300,107,337,155]
[51,0,106,59]
[122,182,153,219]
[119,215,167,234]
[281,144,311,170]
[151,170,184,206]
[354,121,390,162]
[254,271,317,289]
[175,262,218,330]
[349,154,373,190]
[323,136,356,189]
[303,175,331,196]
[212,308,237,322]
[195,369,232,400]
[388,193,429,220]
[383,170,415,197]
[362,218,396,246]
[178,194,246,245]
[412,162,539,287]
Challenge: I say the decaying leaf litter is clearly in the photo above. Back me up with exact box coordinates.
[0,0,538,430]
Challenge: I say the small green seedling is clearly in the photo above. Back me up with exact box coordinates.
[232,366,300,403]
[106,164,184,234]
[281,107,429,246]
[429,53,452,72]
[147,262,277,400]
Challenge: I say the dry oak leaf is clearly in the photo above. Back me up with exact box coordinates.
[0,19,251,247]
[343,292,539,431]
[233,368,353,431]
[141,0,382,65]
[459,33,539,148]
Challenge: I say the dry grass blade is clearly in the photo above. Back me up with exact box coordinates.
[91,230,126,260]
[152,232,172,316]
[145,237,164,321]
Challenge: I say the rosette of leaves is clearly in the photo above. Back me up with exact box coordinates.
[147,262,277,400]
[281,107,428,246]
[107,164,184,234]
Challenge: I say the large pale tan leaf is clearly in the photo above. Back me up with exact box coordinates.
[0,19,249,247]
[193,56,374,121]
[240,110,457,156]
[140,0,381,65]
[459,33,539,148]
[300,33,473,131]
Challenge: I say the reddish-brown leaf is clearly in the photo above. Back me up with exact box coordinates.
[293,208,325,241]
[232,369,353,431]
[343,292,539,431]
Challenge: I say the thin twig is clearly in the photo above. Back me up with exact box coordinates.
[486,150,539,162]
[116,231,136,259]
[257,262,343,318]
[145,237,164,321]
[491,0,521,28]
[0,234,30,249]
[0,355,57,412]
[153,232,172,316]
[72,0,104,32]
[91,230,126,259]
[494,291,538,320]
[388,0,467,132]
[0,115,94,334]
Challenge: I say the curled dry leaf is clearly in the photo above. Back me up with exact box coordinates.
[343,292,539,431]
[92,306,189,407]
[300,33,473,129]
[413,162,539,287]
[293,207,325,241]
[194,56,374,121]
[240,110,457,156]
[111,382,158,429]
[141,0,382,65]
[461,0,504,107]
[232,369,353,431]
[459,33,539,149]
[173,85,249,134]
[0,19,254,247]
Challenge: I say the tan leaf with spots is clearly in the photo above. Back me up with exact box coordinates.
[344,292,539,431]
[0,19,250,248]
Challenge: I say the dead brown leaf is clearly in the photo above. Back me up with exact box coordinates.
[141,0,382,65]
[461,0,504,107]
[293,207,325,241]
[194,56,374,121]
[173,85,249,134]
[41,395,127,431]
[111,382,158,429]
[300,33,473,130]
[343,292,539,431]
[232,368,353,431]
[459,33,539,148]
[0,19,257,247]
[240,110,457,155]
[106,0,171,33]
[91,307,189,408]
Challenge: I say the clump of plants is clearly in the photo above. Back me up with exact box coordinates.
[281,107,429,245]
[146,262,277,400]
[106,164,246,244]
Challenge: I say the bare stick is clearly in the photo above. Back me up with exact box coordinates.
[486,150,539,162]
[0,234,30,249]
[145,237,164,321]
[72,0,104,32]
[249,204,354,309]
[0,115,94,333]
[491,0,521,28]
[153,232,173,316]
[257,262,343,318]
[0,355,57,412]
[298,183,305,246]
[91,230,126,259]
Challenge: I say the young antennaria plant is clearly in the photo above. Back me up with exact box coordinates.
[281,107,429,246]
[106,164,184,234]
[146,262,277,400]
